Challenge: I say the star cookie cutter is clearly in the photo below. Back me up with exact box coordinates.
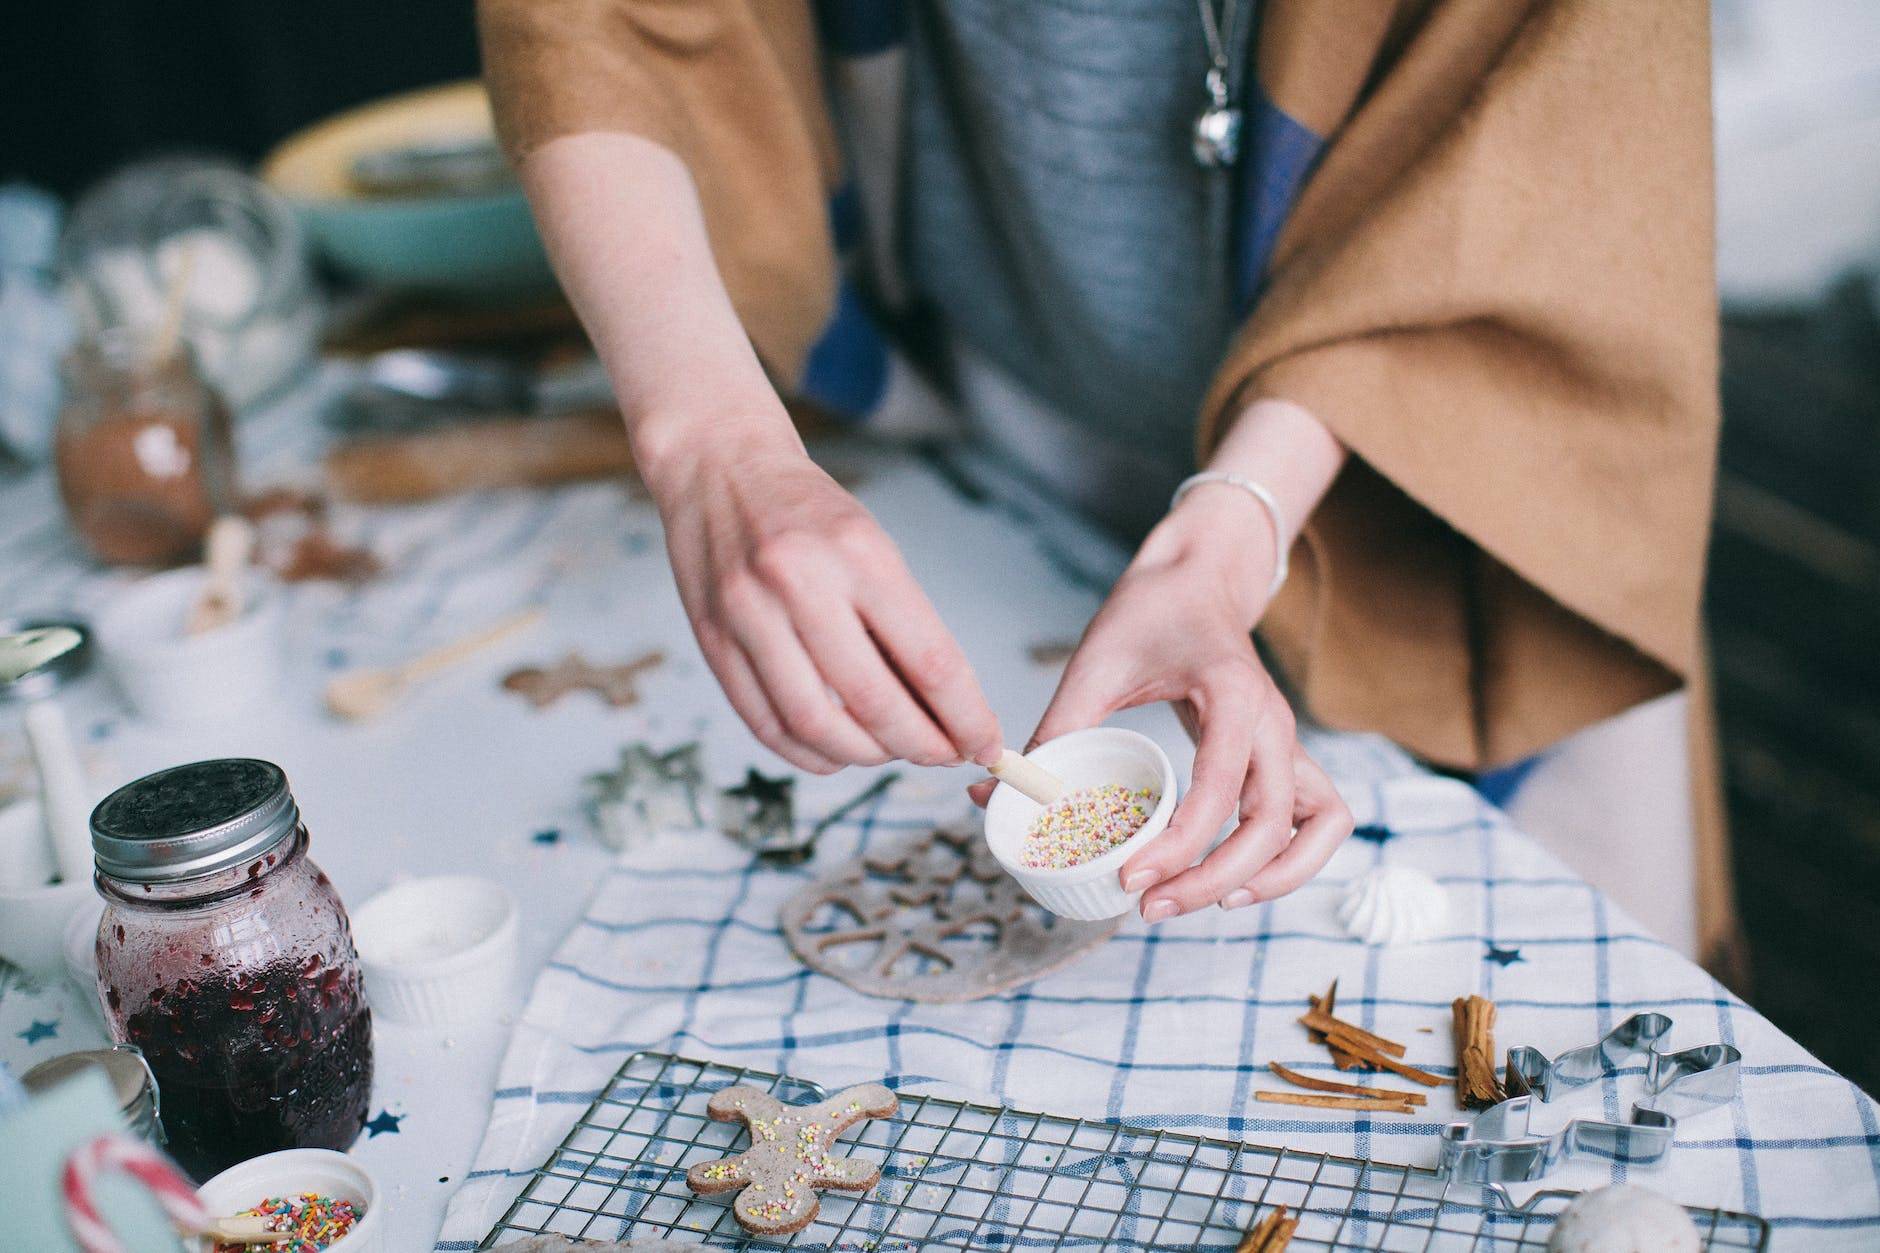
[1438,1012,1741,1185]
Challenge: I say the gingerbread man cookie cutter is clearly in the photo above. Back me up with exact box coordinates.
[1438,1013,1741,1185]
[686,1082,898,1235]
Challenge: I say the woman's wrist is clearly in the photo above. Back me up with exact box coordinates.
[1135,489,1280,628]
[632,403,806,508]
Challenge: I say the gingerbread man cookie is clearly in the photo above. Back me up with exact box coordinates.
[685,1083,897,1235]
[500,650,664,708]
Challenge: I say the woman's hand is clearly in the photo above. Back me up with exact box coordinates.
[648,421,1003,775]
[974,487,1352,921]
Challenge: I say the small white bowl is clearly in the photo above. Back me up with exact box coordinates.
[350,875,518,1025]
[0,872,95,977]
[94,566,284,725]
[983,727,1177,920]
[197,1148,382,1253]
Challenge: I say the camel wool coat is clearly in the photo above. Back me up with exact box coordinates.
[477,0,1734,960]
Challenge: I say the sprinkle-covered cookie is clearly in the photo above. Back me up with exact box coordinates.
[685,1083,898,1236]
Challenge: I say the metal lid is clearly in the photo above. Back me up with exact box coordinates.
[0,617,93,703]
[22,1046,153,1114]
[91,758,299,884]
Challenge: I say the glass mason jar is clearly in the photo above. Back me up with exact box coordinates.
[89,759,372,1182]
[53,329,235,567]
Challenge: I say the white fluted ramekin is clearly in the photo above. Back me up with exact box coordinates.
[983,727,1176,920]
[349,875,518,1026]
[198,1149,382,1252]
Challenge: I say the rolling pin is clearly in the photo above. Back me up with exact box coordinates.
[325,410,634,504]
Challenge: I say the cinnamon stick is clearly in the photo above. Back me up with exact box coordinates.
[1308,986,1363,1070]
[1235,1204,1297,1252]
[1297,1009,1408,1059]
[1305,981,1337,1044]
[1313,1034,1446,1087]
[1255,1090,1417,1114]
[1452,995,1508,1110]
[1266,1061,1428,1107]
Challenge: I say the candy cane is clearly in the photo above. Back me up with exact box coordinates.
[61,1134,209,1253]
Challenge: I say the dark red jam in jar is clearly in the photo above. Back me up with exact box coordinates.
[90,759,372,1181]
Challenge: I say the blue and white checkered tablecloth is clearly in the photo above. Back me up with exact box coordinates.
[436,732,1880,1250]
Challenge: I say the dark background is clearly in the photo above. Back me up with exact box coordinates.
[6,3,1878,1095]
[0,1,479,196]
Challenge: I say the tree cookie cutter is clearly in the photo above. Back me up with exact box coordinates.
[1438,1012,1741,1184]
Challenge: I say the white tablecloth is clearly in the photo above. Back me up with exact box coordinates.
[1,378,1875,1250]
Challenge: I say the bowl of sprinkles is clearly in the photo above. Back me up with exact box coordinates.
[983,727,1175,920]
[197,1149,381,1252]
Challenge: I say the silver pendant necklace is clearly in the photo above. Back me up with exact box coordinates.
[1192,0,1243,167]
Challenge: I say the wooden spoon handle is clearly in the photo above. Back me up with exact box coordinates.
[196,1213,290,1244]
[398,607,544,683]
[187,515,255,635]
[989,749,1067,806]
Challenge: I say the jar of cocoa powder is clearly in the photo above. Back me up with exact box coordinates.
[53,330,235,567]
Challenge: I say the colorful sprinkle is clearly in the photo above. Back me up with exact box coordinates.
[1021,785,1157,869]
[211,1193,360,1253]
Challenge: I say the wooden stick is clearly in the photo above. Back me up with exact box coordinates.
[1255,1090,1416,1114]
[1235,1204,1295,1253]
[153,241,198,364]
[1266,1061,1427,1107]
[1452,995,1508,1110]
[1297,1008,1407,1058]
[186,515,255,635]
[1313,1035,1446,1087]
[987,748,1066,806]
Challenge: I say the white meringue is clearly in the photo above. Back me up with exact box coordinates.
[1336,866,1448,945]
[1547,1184,1701,1252]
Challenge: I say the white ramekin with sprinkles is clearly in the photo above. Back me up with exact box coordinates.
[983,727,1176,920]
[196,1148,382,1252]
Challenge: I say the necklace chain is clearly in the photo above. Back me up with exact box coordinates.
[1191,0,1244,166]
[1196,0,1236,71]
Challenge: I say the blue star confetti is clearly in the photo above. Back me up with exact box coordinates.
[1351,824,1394,844]
[532,828,562,846]
[17,1019,58,1044]
[364,1109,405,1137]
[325,647,350,670]
[1485,944,1525,967]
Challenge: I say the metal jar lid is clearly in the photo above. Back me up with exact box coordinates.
[22,1045,162,1141]
[91,758,300,884]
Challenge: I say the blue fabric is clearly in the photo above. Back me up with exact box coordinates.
[798,278,891,421]
[1472,754,1544,810]
[815,0,907,57]
[1232,84,1327,312]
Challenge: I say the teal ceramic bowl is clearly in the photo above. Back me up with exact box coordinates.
[263,81,556,298]
[290,188,554,296]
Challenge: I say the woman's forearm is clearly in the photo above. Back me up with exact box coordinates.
[516,131,801,494]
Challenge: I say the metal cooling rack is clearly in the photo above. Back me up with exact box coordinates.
[480,1051,1769,1251]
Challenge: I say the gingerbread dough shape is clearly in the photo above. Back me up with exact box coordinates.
[685,1082,897,1236]
[780,825,1121,1003]
[501,650,664,708]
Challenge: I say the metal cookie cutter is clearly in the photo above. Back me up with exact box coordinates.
[1439,1012,1741,1184]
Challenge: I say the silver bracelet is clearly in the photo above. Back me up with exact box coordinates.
[1169,470,1289,600]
